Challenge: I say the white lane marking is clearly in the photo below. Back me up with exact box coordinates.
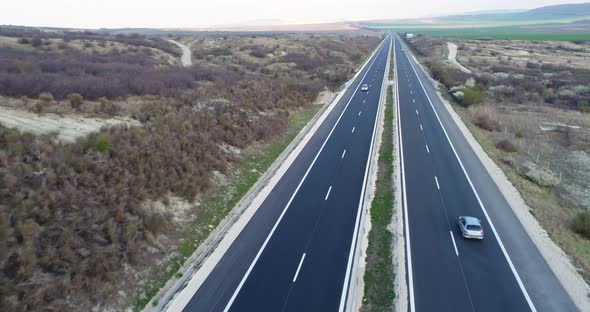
[410,90,413,94]
[359,111,362,116]
[435,176,440,189]
[363,99,366,104]
[426,144,430,154]
[325,186,332,200]
[420,124,423,131]
[415,109,419,115]
[399,36,537,312]
[341,149,347,159]
[450,231,459,256]
[222,38,388,312]
[292,253,306,282]
[339,38,390,312]
[352,126,356,133]
[394,37,416,312]
[413,99,415,103]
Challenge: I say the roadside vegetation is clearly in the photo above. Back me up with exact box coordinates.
[403,34,590,283]
[362,86,395,311]
[0,26,380,311]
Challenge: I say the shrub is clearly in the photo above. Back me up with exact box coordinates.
[94,135,112,154]
[17,37,29,44]
[425,61,453,88]
[31,36,42,47]
[579,100,590,113]
[38,92,54,103]
[68,93,83,109]
[472,110,500,132]
[496,139,518,153]
[515,130,525,139]
[571,212,590,239]
[33,101,43,113]
[461,85,485,107]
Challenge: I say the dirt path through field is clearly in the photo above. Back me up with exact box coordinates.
[447,42,471,73]
[168,39,195,66]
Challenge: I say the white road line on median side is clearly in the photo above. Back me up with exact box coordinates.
[292,253,306,282]
[341,149,347,159]
[450,231,459,256]
[325,186,332,200]
[399,36,537,312]
[221,37,388,312]
[352,126,355,133]
[426,144,430,154]
[435,176,440,190]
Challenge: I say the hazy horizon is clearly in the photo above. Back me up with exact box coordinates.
[2,0,588,29]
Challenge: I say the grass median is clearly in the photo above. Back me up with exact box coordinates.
[361,86,395,311]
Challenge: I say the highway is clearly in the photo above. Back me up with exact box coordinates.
[394,34,577,312]
[180,35,392,312]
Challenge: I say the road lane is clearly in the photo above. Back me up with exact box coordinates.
[181,35,391,312]
[395,34,575,312]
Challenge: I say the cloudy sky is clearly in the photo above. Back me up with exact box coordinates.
[2,0,586,29]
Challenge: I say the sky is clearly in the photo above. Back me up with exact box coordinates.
[1,0,587,29]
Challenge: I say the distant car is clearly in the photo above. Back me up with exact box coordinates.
[458,216,484,240]
[361,84,369,91]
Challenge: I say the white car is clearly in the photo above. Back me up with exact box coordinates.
[361,84,369,91]
[458,216,484,240]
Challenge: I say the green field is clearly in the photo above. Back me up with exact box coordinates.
[367,25,590,41]
[360,13,590,41]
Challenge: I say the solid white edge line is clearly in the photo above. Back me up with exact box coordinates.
[450,231,459,256]
[338,35,390,312]
[292,253,306,282]
[222,38,388,312]
[341,149,347,159]
[398,35,537,312]
[435,176,440,190]
[394,36,416,312]
[325,186,332,201]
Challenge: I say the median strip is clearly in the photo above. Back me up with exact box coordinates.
[361,85,395,311]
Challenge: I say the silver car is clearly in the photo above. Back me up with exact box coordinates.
[361,84,369,91]
[458,216,484,240]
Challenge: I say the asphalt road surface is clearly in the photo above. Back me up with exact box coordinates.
[181,35,392,312]
[394,34,576,312]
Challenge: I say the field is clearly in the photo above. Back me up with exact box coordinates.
[403,34,590,283]
[0,26,381,311]
[361,10,590,41]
